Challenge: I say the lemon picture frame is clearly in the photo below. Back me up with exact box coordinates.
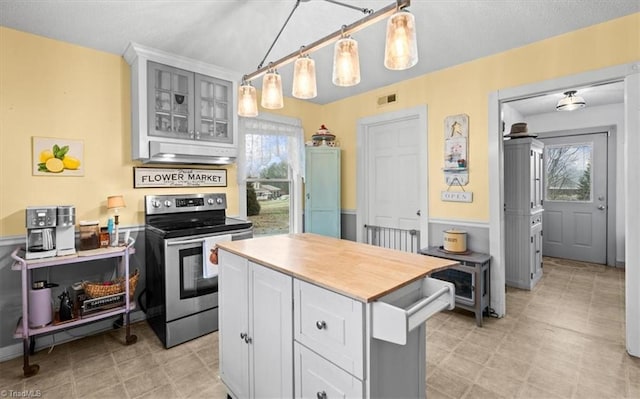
[32,137,84,176]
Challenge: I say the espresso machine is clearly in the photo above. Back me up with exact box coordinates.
[25,206,57,259]
[56,205,76,256]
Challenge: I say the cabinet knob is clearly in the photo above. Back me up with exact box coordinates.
[316,391,327,399]
[240,332,247,340]
[315,320,327,330]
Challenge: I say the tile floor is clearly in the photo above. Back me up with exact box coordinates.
[0,256,638,398]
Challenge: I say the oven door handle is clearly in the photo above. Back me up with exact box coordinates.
[166,237,211,247]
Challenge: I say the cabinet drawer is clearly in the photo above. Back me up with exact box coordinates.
[294,280,364,379]
[294,343,363,399]
[372,277,454,345]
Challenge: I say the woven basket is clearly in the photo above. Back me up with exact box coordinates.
[82,269,139,299]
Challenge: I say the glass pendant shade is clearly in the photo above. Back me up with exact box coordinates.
[237,83,258,117]
[556,90,586,111]
[292,55,317,99]
[384,10,418,70]
[261,70,284,109]
[332,37,360,87]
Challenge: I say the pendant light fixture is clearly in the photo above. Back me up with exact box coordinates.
[237,0,416,116]
[556,90,586,111]
[292,50,317,99]
[332,31,361,87]
[261,69,284,109]
[237,80,258,117]
[384,9,418,70]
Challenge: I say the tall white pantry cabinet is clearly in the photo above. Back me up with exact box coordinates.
[504,137,544,290]
[304,146,341,238]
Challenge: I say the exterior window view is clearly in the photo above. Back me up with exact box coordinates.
[245,133,292,236]
[545,143,593,201]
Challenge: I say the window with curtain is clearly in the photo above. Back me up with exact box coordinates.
[239,114,304,236]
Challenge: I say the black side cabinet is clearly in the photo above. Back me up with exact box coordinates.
[419,247,491,326]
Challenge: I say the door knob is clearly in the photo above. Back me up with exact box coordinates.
[597,205,606,210]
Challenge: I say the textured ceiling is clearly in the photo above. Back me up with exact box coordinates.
[0,0,637,105]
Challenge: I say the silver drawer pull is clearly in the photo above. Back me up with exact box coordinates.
[316,391,327,399]
[316,320,327,330]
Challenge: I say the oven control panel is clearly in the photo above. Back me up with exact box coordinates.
[145,193,226,215]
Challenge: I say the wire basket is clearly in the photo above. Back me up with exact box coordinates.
[82,269,139,299]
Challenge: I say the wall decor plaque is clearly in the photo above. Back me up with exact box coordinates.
[443,114,469,186]
[133,167,227,188]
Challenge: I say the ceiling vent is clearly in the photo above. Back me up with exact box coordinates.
[377,93,397,106]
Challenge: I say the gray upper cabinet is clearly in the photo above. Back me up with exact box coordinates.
[148,62,232,144]
[124,43,239,164]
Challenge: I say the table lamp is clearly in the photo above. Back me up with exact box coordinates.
[107,195,126,246]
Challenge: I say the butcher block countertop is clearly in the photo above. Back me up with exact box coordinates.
[217,233,458,303]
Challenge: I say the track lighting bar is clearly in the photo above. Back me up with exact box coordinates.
[242,0,410,83]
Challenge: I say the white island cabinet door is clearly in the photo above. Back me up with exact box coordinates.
[250,262,293,398]
[219,250,250,399]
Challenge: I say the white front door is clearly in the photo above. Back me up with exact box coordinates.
[540,133,608,264]
[357,106,428,248]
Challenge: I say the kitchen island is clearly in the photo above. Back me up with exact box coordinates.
[217,233,458,399]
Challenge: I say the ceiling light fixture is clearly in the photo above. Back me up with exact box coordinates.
[332,29,361,87]
[261,68,284,109]
[556,90,586,111]
[238,0,416,117]
[292,49,317,99]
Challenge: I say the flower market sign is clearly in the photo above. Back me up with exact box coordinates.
[134,167,227,188]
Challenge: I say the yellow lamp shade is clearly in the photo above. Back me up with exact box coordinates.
[107,195,125,209]
[384,10,418,70]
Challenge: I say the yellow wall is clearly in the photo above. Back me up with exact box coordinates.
[1,13,638,235]
[322,13,639,220]
[0,27,323,236]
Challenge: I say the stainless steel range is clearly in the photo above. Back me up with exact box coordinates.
[144,193,252,348]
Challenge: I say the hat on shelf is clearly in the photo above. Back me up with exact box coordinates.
[505,122,537,138]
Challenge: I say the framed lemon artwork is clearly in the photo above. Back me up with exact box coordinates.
[32,137,84,176]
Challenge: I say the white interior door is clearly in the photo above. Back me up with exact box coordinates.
[357,106,428,248]
[540,133,607,263]
[367,118,421,230]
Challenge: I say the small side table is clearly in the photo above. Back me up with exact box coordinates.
[419,247,491,327]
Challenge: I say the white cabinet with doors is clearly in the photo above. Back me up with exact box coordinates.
[124,43,238,163]
[218,250,293,399]
[304,146,341,238]
[504,137,544,289]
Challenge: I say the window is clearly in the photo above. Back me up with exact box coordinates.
[545,143,593,202]
[239,114,304,236]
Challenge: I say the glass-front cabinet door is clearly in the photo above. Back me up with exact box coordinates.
[195,75,232,143]
[148,61,195,139]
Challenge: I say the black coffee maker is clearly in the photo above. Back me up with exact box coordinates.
[58,290,73,322]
